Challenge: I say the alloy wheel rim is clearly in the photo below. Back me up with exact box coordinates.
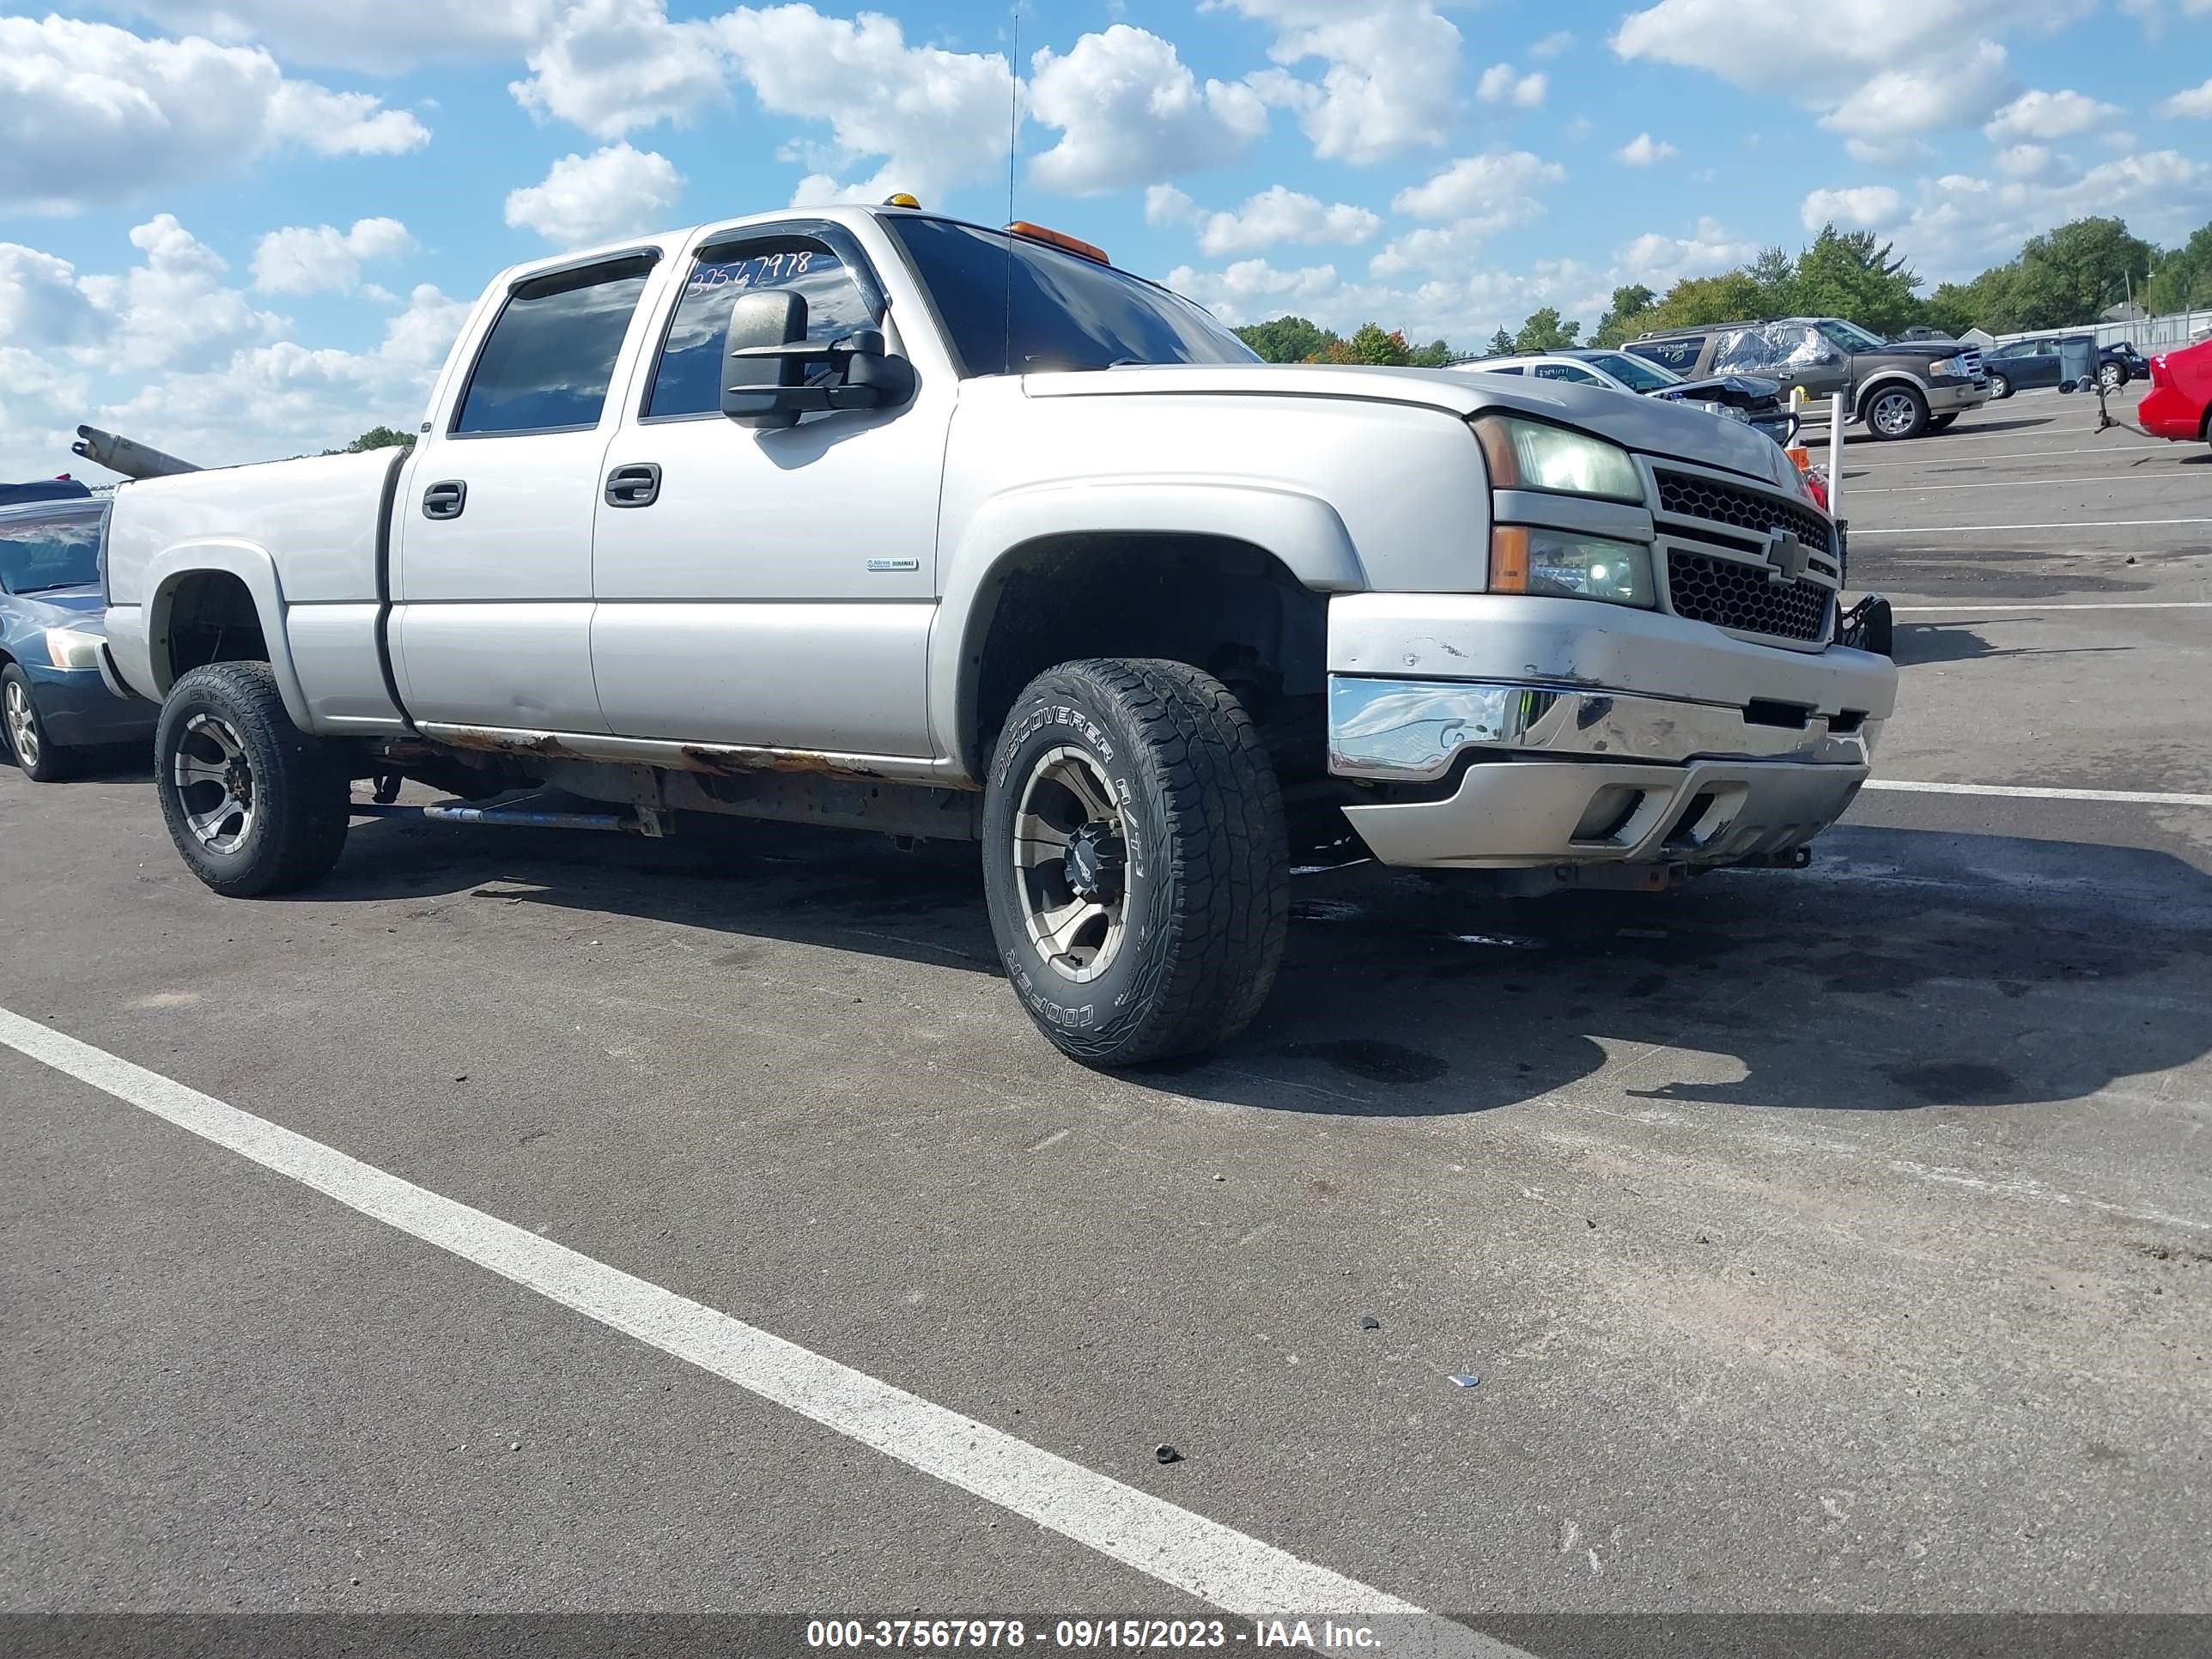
[173,712,257,854]
[2100,365,2122,390]
[1011,744,1130,984]
[5,681,37,769]
[1872,392,1917,435]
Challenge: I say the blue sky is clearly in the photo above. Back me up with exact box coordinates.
[3,0,2209,476]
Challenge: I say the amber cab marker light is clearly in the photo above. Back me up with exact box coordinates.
[1490,526,1533,594]
[1472,414,1521,489]
[1006,222,1110,264]
[884,192,921,208]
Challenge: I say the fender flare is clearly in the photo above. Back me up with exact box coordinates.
[143,539,315,731]
[928,478,1367,782]
[1850,369,1931,419]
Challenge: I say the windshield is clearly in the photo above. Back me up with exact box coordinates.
[1814,318,1888,355]
[884,216,1259,375]
[0,507,104,595]
[1587,352,1680,391]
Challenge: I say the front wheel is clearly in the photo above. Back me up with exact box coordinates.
[1987,371,2011,400]
[3,665,71,782]
[981,659,1289,1067]
[155,661,349,897]
[1864,384,1929,441]
[2099,362,2124,392]
[1927,412,1959,432]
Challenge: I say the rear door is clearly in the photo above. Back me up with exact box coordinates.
[587,222,951,759]
[1629,336,1705,375]
[390,252,666,735]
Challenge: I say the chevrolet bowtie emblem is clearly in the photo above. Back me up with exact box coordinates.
[1763,526,1808,585]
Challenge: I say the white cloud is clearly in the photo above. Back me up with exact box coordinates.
[1157,185,1382,256]
[1167,250,1598,349]
[1844,136,1934,164]
[1820,41,2014,140]
[95,1,553,73]
[1530,31,1575,57]
[0,246,105,349]
[504,144,686,247]
[252,219,416,295]
[1893,149,2212,277]
[2160,78,2212,118]
[717,5,1015,205]
[1029,25,1266,195]
[1991,143,2067,180]
[1610,216,1759,288]
[1983,88,2124,140]
[1392,150,1565,221]
[1475,63,1547,107]
[1224,0,1472,164]
[0,15,428,215]
[510,0,729,137]
[1615,132,1679,166]
[1612,1,2099,141]
[1799,185,1905,231]
[76,216,287,374]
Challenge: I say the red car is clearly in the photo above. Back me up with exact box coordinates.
[2139,337,2212,444]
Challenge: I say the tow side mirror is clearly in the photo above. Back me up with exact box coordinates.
[720,289,917,430]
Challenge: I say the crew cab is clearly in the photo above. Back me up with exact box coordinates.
[100,203,1898,1067]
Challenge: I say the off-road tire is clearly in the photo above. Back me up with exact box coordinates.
[155,661,349,897]
[3,664,72,782]
[981,659,1289,1067]
[1863,383,1929,441]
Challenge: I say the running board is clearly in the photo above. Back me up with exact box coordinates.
[349,802,648,835]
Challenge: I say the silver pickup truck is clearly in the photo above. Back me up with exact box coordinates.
[99,202,1897,1067]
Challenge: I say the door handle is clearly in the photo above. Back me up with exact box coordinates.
[422,480,467,520]
[605,463,662,508]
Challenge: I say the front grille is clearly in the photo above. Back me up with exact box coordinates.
[1653,468,1835,555]
[1957,348,1983,374]
[1668,550,1833,642]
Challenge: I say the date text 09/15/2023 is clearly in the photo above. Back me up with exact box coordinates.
[803,1617,1387,1650]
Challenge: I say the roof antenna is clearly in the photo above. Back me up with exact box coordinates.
[1003,1,1019,376]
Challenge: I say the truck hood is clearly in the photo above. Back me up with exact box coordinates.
[1024,363,1803,490]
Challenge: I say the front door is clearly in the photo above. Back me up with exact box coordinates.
[588,228,950,760]
[391,253,665,734]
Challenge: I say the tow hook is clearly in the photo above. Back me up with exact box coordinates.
[1838,595,1893,658]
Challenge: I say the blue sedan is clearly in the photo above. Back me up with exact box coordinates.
[2,495,158,781]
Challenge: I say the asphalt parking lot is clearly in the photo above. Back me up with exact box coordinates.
[3,386,2208,1650]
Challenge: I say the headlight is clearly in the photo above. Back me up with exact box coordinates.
[1689,400,1752,424]
[1472,414,1644,502]
[1490,527,1656,609]
[1929,355,1966,378]
[45,627,103,670]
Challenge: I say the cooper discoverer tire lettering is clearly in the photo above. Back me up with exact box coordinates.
[981,658,1288,1067]
[155,661,349,897]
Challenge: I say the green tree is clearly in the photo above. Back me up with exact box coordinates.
[1406,337,1455,368]
[1511,307,1581,351]
[1486,326,1516,356]
[1790,224,1924,337]
[347,425,416,452]
[2148,222,2212,313]
[1233,315,1339,364]
[2006,216,2157,331]
[1637,270,1770,334]
[1746,245,1798,315]
[1322,323,1414,365]
[1589,283,1656,348]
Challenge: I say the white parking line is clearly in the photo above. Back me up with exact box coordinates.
[0,1006,1516,1656]
[1892,601,2212,612]
[1854,475,2185,495]
[1853,518,2212,536]
[1848,443,2168,470]
[1863,780,2212,807]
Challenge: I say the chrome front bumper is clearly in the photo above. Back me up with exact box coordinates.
[1329,676,1878,870]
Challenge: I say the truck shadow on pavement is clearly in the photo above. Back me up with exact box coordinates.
[1891,622,2134,666]
[320,813,2212,1120]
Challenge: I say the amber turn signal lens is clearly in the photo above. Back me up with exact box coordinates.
[1490,525,1532,594]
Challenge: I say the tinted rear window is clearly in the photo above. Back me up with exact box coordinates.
[884,216,1256,375]
[454,260,653,435]
[0,507,104,595]
[1631,337,1705,374]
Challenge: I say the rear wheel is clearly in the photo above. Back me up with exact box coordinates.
[1865,384,1929,441]
[3,665,71,782]
[155,661,349,896]
[981,658,1288,1067]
